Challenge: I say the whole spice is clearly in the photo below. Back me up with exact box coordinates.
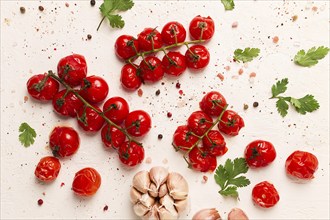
[90,0,96,6]
[38,6,44,11]
[37,199,43,206]
[20,7,26,14]
[253,102,259,108]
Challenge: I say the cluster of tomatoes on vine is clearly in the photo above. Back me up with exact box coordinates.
[115,15,215,91]
[27,54,151,196]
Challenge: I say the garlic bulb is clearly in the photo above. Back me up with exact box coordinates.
[192,208,221,220]
[131,167,189,220]
[227,208,249,220]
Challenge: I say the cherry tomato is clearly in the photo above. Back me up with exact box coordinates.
[161,21,186,45]
[49,126,80,157]
[115,35,139,60]
[189,15,215,41]
[162,52,187,76]
[187,111,213,136]
[57,54,87,87]
[202,130,227,156]
[244,140,276,168]
[172,125,199,152]
[101,124,126,149]
[217,110,244,136]
[252,181,280,208]
[120,64,142,91]
[125,110,151,137]
[52,89,83,117]
[103,97,129,125]
[285,151,318,180]
[35,156,61,182]
[72,167,101,196]
[79,76,109,104]
[189,147,217,172]
[77,105,105,132]
[138,28,163,51]
[185,45,210,69]
[200,91,227,117]
[139,56,164,83]
[118,141,144,166]
[27,74,59,101]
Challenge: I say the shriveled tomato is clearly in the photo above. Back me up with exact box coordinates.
[72,167,101,196]
[139,56,164,83]
[189,15,215,41]
[217,110,244,136]
[172,125,199,152]
[49,126,80,157]
[125,110,151,137]
[138,28,163,51]
[120,64,142,91]
[77,105,105,132]
[52,89,83,117]
[118,141,144,166]
[200,91,227,117]
[285,150,318,180]
[161,21,186,45]
[101,124,126,149]
[187,111,213,136]
[79,76,109,104]
[252,181,280,208]
[189,147,217,172]
[162,51,187,76]
[35,156,61,182]
[244,140,276,168]
[103,97,129,125]
[202,130,227,156]
[27,74,59,101]
[185,45,210,69]
[57,54,87,87]
[115,35,139,60]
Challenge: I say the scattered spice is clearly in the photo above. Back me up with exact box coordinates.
[312,6,318,12]
[202,175,208,183]
[24,96,28,103]
[137,88,143,97]
[90,0,96,6]
[253,102,259,108]
[224,66,230,71]
[179,90,184,96]
[60,182,65,187]
[37,199,43,206]
[292,15,298,22]
[20,7,26,14]
[231,21,238,28]
[249,72,256,78]
[162,158,168,164]
[272,36,279,44]
[243,104,249,110]
[38,6,44,11]
[167,112,172,118]
[145,157,152,164]
[155,89,160,96]
[87,34,92,40]
[175,82,181,89]
[217,73,225,81]
[65,2,69,7]
[158,134,163,140]
[103,205,108,211]
[238,68,244,75]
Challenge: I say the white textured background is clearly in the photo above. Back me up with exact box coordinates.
[1,0,329,219]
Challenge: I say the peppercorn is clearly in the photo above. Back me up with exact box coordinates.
[87,34,92,40]
[37,199,43,206]
[20,7,26,14]
[243,104,249,110]
[253,102,259,108]
[158,134,163,140]
[155,89,160,96]
[176,82,181,89]
[38,6,44,11]
[90,0,96,6]
[167,112,172,118]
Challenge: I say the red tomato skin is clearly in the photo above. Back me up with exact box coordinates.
[35,156,61,182]
[200,91,227,117]
[139,56,164,83]
[79,76,109,104]
[125,110,152,137]
[27,74,59,101]
[161,21,186,45]
[217,110,244,136]
[172,125,199,152]
[120,64,142,91]
[52,89,83,117]
[103,97,129,125]
[72,167,101,196]
[118,141,144,166]
[57,54,87,87]
[252,181,280,208]
[202,130,227,156]
[244,140,276,168]
[115,35,139,60]
[189,15,215,40]
[49,126,80,157]
[162,52,187,76]
[138,28,163,51]
[188,147,217,172]
[101,124,126,149]
[285,151,318,180]
[187,111,213,136]
[77,106,105,132]
[185,45,210,69]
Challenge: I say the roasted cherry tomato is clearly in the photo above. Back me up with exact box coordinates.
[189,147,217,172]
[77,106,105,132]
[172,125,199,151]
[244,140,276,168]
[138,28,163,51]
[79,76,109,104]
[285,150,318,180]
[162,51,187,76]
[35,156,61,182]
[217,110,244,136]
[185,45,210,69]
[27,74,59,101]
[125,110,151,137]
[118,141,144,166]
[187,111,213,136]
[115,35,139,60]
[49,126,80,157]
[252,181,280,208]
[57,54,87,87]
[161,21,186,45]
[103,97,129,125]
[72,167,101,196]
[139,56,164,83]
[189,15,215,41]
[202,130,227,156]
[52,89,83,117]
[200,91,227,117]
[120,64,142,91]
[101,124,126,149]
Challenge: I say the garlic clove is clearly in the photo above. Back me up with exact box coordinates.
[149,166,169,189]
[142,202,160,220]
[174,198,188,214]
[167,172,189,200]
[149,182,158,198]
[159,194,178,217]
[158,183,168,198]
[158,207,179,220]
[140,193,156,208]
[133,170,151,194]
[228,208,249,220]
[130,187,143,204]
[133,203,150,217]
[192,208,221,220]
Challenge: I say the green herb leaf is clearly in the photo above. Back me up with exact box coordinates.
[276,98,289,117]
[295,95,320,115]
[294,46,330,67]
[19,122,36,147]
[221,0,235,10]
[214,158,250,198]
[108,14,125,28]
[234,48,260,63]
[271,78,288,98]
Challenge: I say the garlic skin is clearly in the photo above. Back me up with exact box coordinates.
[192,208,221,220]
[227,208,249,220]
[167,172,189,200]
[130,187,142,204]
[158,207,179,220]
[133,171,151,194]
[133,203,150,217]
[149,166,169,189]
[174,198,188,213]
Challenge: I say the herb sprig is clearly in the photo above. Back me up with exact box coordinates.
[234,48,260,63]
[221,0,235,10]
[294,46,329,67]
[19,122,36,147]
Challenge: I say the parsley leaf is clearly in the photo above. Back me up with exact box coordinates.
[271,78,288,98]
[214,158,250,198]
[19,122,36,147]
[233,48,260,63]
[276,98,289,117]
[294,46,329,67]
[98,0,134,30]
[295,95,320,115]
[221,0,235,10]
